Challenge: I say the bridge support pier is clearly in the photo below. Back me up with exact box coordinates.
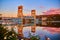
[17,5,23,37]
[31,10,36,33]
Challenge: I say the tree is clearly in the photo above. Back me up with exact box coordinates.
[29,33,40,40]
[0,24,8,40]
[0,24,18,40]
[6,28,18,40]
[30,36,40,40]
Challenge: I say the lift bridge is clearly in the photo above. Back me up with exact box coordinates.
[0,16,34,26]
[0,14,60,27]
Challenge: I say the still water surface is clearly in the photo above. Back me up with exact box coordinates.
[6,26,60,40]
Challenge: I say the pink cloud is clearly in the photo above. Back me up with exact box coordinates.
[43,8,60,15]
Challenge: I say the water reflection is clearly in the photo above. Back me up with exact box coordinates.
[23,26,60,40]
[5,26,60,40]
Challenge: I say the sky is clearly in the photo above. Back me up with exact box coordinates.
[0,0,60,17]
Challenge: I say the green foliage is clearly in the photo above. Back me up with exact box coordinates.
[30,36,40,40]
[29,33,40,40]
[0,24,18,40]
[0,24,8,40]
[6,28,17,40]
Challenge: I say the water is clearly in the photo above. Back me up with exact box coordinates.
[6,26,60,40]
[22,27,60,40]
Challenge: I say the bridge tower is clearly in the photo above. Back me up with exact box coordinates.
[17,5,23,37]
[31,10,36,33]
